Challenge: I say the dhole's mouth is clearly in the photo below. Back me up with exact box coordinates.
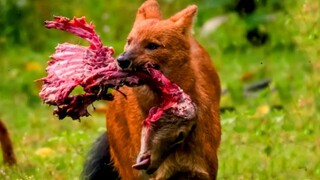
[120,61,160,73]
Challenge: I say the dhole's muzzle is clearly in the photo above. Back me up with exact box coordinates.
[116,51,134,70]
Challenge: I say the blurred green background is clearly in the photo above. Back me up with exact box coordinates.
[0,0,319,179]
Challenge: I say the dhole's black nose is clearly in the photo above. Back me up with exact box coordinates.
[117,55,132,69]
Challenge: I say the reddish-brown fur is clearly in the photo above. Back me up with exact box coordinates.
[0,120,16,165]
[106,0,221,179]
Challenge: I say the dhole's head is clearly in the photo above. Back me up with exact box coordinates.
[117,0,197,81]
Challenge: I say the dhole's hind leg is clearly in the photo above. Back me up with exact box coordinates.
[82,132,119,180]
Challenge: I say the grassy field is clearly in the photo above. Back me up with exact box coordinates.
[0,0,319,179]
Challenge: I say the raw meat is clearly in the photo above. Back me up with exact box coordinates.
[38,16,196,124]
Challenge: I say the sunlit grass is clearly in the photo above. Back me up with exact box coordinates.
[0,0,319,179]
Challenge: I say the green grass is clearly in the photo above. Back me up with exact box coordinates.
[0,0,319,179]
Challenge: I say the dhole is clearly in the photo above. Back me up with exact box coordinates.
[0,120,16,166]
[83,0,221,179]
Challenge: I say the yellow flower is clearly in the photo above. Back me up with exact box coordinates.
[35,147,56,158]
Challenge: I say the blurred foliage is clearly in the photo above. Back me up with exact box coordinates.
[0,0,291,52]
[0,0,319,179]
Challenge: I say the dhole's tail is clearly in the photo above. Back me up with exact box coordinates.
[0,120,16,165]
[82,132,119,180]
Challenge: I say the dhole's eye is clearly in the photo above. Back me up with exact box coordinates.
[145,42,160,50]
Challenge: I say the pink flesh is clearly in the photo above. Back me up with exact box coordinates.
[38,16,196,123]
[143,67,196,126]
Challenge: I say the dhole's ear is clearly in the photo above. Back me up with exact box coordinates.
[170,5,198,35]
[134,0,162,24]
